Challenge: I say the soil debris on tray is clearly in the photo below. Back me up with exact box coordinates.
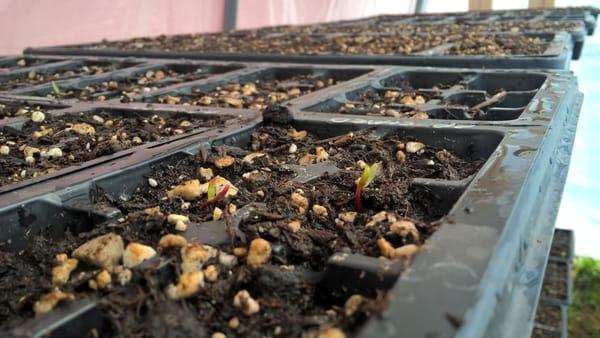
[0,125,486,337]
[156,75,341,109]
[0,110,228,186]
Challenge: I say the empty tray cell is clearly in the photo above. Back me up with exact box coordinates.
[151,67,371,109]
[0,108,230,187]
[0,60,138,92]
[466,72,547,92]
[0,122,501,337]
[29,63,243,102]
[443,34,551,55]
[0,56,58,70]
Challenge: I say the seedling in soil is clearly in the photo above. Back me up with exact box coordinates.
[51,81,62,97]
[207,175,231,203]
[355,162,379,212]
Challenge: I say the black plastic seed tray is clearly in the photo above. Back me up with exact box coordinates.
[0,60,583,337]
[24,31,573,70]
[531,301,568,338]
[0,69,583,338]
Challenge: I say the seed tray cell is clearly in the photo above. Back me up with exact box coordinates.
[0,98,70,120]
[25,32,573,70]
[0,102,257,200]
[7,61,245,102]
[0,83,581,337]
[0,58,142,93]
[139,65,376,109]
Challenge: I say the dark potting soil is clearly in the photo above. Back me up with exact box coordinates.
[443,34,550,56]
[0,62,127,92]
[42,66,220,102]
[0,102,53,120]
[550,230,572,260]
[0,125,485,337]
[328,87,504,120]
[156,75,341,109]
[542,260,568,300]
[87,31,454,56]
[0,110,228,186]
[532,303,563,337]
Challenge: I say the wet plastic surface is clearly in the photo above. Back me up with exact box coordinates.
[0,58,583,338]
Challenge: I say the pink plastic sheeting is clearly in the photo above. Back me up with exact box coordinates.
[237,0,415,30]
[0,0,225,54]
[0,0,414,55]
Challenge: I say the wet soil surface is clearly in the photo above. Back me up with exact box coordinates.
[0,110,228,186]
[156,75,342,109]
[542,261,568,300]
[42,66,225,102]
[0,125,485,337]
[0,62,129,92]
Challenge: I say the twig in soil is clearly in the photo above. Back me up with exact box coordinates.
[470,90,507,112]
[223,209,235,247]
[313,128,373,145]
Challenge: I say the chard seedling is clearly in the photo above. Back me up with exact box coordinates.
[355,162,379,212]
[207,176,231,203]
[51,81,62,97]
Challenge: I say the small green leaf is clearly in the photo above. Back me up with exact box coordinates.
[207,177,217,201]
[358,162,379,190]
[51,81,61,96]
